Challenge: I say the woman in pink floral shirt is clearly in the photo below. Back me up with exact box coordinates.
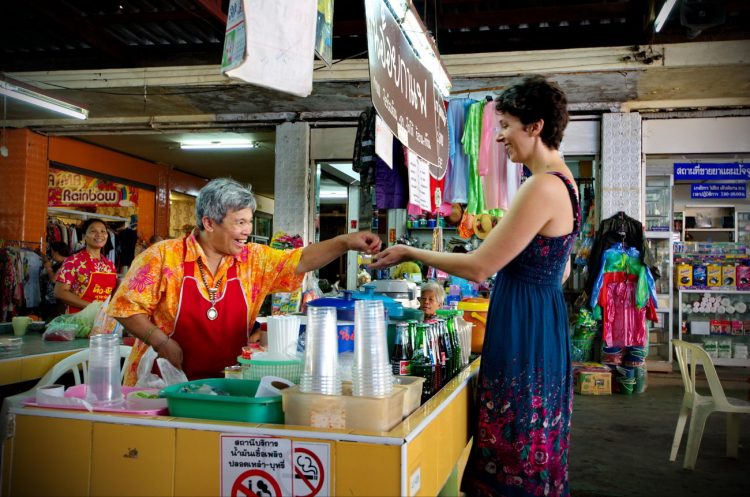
[109,178,381,385]
[55,218,117,314]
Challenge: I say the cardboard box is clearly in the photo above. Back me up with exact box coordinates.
[574,371,611,395]
[722,264,737,288]
[676,263,693,288]
[707,264,722,287]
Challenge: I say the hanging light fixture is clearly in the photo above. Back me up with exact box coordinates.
[654,0,679,32]
[0,78,88,120]
[180,138,258,150]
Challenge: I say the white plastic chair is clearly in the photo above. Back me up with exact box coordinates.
[670,339,750,469]
[34,345,132,387]
[1,345,132,443]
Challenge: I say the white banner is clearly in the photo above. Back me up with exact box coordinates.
[223,0,317,97]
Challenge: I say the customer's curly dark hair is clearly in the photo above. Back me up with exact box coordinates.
[495,75,569,150]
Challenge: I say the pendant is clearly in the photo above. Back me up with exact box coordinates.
[207,306,218,321]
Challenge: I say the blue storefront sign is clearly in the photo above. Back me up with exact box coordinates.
[691,183,747,199]
[674,162,750,181]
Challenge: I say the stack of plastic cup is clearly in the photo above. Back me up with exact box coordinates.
[299,306,341,395]
[86,334,124,406]
[266,315,301,359]
[351,300,393,397]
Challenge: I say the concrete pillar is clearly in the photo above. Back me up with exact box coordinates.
[600,113,643,220]
[274,122,311,242]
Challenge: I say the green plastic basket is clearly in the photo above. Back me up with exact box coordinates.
[159,378,284,423]
[571,337,594,362]
[237,356,303,383]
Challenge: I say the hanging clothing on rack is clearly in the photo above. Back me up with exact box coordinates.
[462,100,486,215]
[444,98,476,204]
[584,211,658,298]
[589,243,658,347]
[478,100,509,211]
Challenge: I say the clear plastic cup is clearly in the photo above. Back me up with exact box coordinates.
[86,334,123,406]
[352,300,393,396]
[300,306,341,395]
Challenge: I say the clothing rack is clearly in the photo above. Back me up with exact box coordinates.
[47,206,129,223]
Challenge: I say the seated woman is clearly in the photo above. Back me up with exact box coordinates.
[419,281,445,320]
[55,218,117,313]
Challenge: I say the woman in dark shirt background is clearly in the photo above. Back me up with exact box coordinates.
[40,241,69,320]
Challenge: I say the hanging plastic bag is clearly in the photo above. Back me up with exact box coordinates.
[300,274,323,313]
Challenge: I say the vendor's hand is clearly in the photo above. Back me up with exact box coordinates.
[345,231,382,255]
[369,245,413,269]
[156,337,183,371]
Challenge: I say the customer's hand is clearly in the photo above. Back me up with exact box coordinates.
[369,245,413,269]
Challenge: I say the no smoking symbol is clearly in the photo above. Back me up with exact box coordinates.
[231,469,282,497]
[293,447,325,497]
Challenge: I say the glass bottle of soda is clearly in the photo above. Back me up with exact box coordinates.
[390,322,411,375]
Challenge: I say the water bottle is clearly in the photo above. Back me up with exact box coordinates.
[86,334,123,406]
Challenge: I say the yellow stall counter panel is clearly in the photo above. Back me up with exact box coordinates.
[4,359,480,497]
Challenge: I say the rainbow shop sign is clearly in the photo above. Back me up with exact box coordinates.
[48,167,138,208]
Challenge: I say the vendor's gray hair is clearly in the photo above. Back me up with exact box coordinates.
[195,178,257,230]
[421,281,445,305]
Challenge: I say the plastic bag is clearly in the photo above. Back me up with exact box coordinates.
[300,274,322,313]
[90,296,119,335]
[134,346,188,388]
[42,301,102,340]
[42,323,77,341]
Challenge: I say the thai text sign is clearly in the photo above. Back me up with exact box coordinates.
[48,167,138,207]
[365,0,448,179]
[691,183,747,199]
[674,162,750,181]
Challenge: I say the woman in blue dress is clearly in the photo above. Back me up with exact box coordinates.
[370,75,579,497]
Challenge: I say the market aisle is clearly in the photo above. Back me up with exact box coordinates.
[569,369,750,497]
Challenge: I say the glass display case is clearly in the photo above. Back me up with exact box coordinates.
[644,175,674,371]
[677,289,750,367]
[645,176,672,231]
[737,210,750,244]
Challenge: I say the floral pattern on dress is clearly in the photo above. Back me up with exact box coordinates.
[56,251,116,297]
[108,232,304,386]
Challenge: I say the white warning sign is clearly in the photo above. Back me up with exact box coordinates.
[293,442,330,497]
[221,436,331,497]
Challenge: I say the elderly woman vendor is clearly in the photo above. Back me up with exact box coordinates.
[419,281,445,320]
[109,178,381,384]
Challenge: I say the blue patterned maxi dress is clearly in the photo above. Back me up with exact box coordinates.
[462,172,581,497]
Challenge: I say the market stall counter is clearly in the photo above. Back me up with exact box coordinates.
[2,358,479,497]
[0,323,89,387]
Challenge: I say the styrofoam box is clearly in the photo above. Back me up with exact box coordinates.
[393,376,426,418]
[690,321,710,335]
[282,383,405,432]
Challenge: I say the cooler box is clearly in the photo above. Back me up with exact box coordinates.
[458,297,489,353]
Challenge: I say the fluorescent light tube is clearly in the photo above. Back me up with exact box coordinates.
[180,139,256,150]
[0,80,88,120]
[654,0,678,32]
